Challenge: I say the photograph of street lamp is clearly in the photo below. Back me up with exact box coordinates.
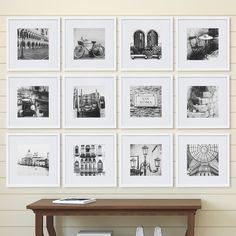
[130,144,162,176]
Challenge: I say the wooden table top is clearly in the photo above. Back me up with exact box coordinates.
[27,199,201,211]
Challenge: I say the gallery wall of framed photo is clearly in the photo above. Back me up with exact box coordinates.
[5,16,231,189]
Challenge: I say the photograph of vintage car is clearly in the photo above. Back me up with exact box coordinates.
[73,86,105,118]
[130,29,162,60]
[17,86,49,117]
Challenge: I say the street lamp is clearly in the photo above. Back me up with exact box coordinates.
[154,157,161,170]
[130,145,160,176]
[19,29,26,59]
[142,145,149,156]
[130,157,137,169]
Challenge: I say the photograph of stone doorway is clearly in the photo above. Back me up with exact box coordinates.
[130,29,162,60]
[120,17,172,71]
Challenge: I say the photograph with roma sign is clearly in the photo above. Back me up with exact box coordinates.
[134,93,159,107]
[120,76,172,128]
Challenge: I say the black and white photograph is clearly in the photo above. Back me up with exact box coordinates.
[17,28,49,60]
[130,144,162,176]
[187,28,219,60]
[176,76,229,128]
[130,29,162,60]
[120,134,173,187]
[7,133,60,187]
[63,134,116,187]
[120,17,172,71]
[73,86,105,118]
[8,76,60,128]
[64,18,115,70]
[17,86,49,118]
[176,17,229,70]
[187,144,219,176]
[17,144,49,176]
[8,17,60,71]
[64,77,115,128]
[176,134,230,187]
[187,86,218,118]
[73,144,105,176]
[121,76,172,128]
[130,86,162,118]
[73,28,105,60]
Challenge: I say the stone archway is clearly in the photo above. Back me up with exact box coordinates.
[147,30,158,47]
[27,41,31,48]
[133,30,145,49]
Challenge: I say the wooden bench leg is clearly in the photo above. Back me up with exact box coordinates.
[35,213,44,236]
[186,212,195,236]
[46,216,57,236]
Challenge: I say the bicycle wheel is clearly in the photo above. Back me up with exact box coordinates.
[92,45,105,58]
[74,46,85,59]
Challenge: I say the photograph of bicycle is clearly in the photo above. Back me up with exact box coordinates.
[73,28,105,60]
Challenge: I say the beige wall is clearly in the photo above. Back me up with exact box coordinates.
[1,0,236,235]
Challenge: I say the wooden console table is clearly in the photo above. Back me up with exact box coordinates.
[27,199,201,236]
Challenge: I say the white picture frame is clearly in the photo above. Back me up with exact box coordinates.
[63,17,116,71]
[120,76,173,128]
[120,17,173,71]
[7,75,60,128]
[176,17,230,71]
[7,17,60,71]
[63,76,116,128]
[120,134,173,187]
[176,75,230,128]
[176,134,230,187]
[7,133,60,187]
[63,133,116,187]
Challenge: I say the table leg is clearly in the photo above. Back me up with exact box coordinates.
[35,213,44,236]
[46,216,57,236]
[186,212,195,236]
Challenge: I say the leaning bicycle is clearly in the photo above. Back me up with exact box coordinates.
[74,39,105,59]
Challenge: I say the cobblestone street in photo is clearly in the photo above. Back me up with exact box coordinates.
[18,48,49,60]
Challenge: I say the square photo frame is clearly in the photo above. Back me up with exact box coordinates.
[176,134,230,187]
[7,133,60,187]
[63,134,116,187]
[120,76,173,128]
[63,17,116,70]
[176,75,230,128]
[120,17,173,71]
[120,134,173,187]
[8,75,60,128]
[63,76,116,128]
[7,17,60,71]
[176,17,230,71]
